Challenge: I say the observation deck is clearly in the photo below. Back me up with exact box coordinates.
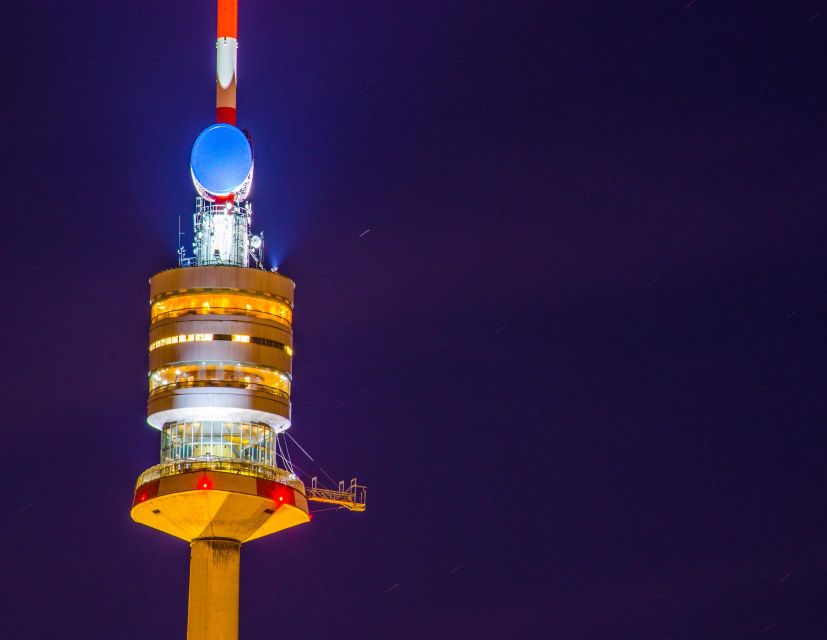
[131,458,365,542]
[135,221,366,545]
[132,457,309,543]
[135,460,367,512]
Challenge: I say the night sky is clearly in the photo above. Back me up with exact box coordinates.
[3,1,827,638]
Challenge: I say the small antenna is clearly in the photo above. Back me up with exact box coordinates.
[177,214,186,266]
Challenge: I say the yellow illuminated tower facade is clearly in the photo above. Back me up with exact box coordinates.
[131,3,364,639]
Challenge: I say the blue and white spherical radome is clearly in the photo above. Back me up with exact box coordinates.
[190,124,253,199]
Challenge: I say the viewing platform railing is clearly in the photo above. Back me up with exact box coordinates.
[135,458,304,492]
[148,379,290,400]
[135,459,367,512]
[306,477,367,512]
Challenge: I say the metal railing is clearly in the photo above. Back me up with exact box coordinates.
[151,307,292,326]
[306,477,367,512]
[135,458,305,493]
[149,379,290,400]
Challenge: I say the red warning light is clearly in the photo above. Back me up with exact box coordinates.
[199,476,212,490]
[278,496,284,502]
[139,493,147,502]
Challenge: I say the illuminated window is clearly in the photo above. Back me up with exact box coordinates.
[152,291,292,326]
[149,333,291,353]
[149,362,291,399]
[161,420,275,466]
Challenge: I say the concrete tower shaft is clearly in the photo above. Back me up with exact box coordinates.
[187,540,240,640]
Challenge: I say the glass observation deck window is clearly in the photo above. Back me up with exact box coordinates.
[151,291,292,326]
[161,420,275,465]
[149,362,291,399]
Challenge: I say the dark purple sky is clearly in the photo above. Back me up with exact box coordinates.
[3,1,826,638]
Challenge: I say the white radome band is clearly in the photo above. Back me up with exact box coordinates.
[217,37,238,90]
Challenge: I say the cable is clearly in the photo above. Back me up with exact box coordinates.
[274,434,293,474]
[282,432,294,469]
[285,431,339,487]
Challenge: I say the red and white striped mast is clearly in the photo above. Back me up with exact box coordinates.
[216,0,238,125]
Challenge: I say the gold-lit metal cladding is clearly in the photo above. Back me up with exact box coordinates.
[146,267,295,431]
[151,291,292,326]
[149,266,295,303]
[149,362,291,399]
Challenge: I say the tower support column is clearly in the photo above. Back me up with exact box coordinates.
[187,538,241,640]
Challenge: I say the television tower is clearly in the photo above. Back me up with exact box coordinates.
[131,3,366,639]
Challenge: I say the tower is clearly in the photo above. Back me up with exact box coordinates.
[131,3,365,639]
